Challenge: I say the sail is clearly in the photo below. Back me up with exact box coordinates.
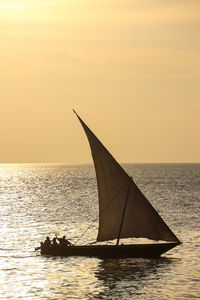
[74,111,180,243]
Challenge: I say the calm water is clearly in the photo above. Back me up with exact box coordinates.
[0,163,199,299]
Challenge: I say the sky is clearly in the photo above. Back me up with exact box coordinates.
[0,0,200,164]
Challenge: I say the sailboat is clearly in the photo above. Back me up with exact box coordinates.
[39,111,181,258]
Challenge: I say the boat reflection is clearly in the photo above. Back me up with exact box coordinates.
[94,257,175,298]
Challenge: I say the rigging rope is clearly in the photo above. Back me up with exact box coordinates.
[73,180,128,245]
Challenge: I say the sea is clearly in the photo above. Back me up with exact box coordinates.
[0,163,199,299]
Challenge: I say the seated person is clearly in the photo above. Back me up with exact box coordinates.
[52,237,58,247]
[56,235,73,246]
[43,236,51,247]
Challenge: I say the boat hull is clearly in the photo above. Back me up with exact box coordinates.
[40,242,180,258]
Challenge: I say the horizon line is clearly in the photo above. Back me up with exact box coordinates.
[0,161,199,166]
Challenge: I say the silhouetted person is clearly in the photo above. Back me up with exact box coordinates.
[52,237,58,247]
[56,235,73,246]
[43,236,51,247]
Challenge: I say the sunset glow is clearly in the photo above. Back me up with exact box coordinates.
[0,0,200,163]
[0,0,27,8]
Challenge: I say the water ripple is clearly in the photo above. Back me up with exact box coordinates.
[0,163,199,299]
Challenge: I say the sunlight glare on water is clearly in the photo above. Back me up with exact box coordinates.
[0,164,199,299]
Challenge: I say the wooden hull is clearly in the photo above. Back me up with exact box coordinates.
[40,242,180,258]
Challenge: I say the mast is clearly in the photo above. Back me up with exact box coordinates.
[116,177,132,245]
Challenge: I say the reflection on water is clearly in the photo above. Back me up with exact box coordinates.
[97,257,172,283]
[0,164,200,299]
[95,258,175,299]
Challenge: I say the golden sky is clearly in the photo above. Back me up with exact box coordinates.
[0,0,200,163]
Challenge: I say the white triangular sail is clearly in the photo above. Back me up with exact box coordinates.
[74,111,180,243]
